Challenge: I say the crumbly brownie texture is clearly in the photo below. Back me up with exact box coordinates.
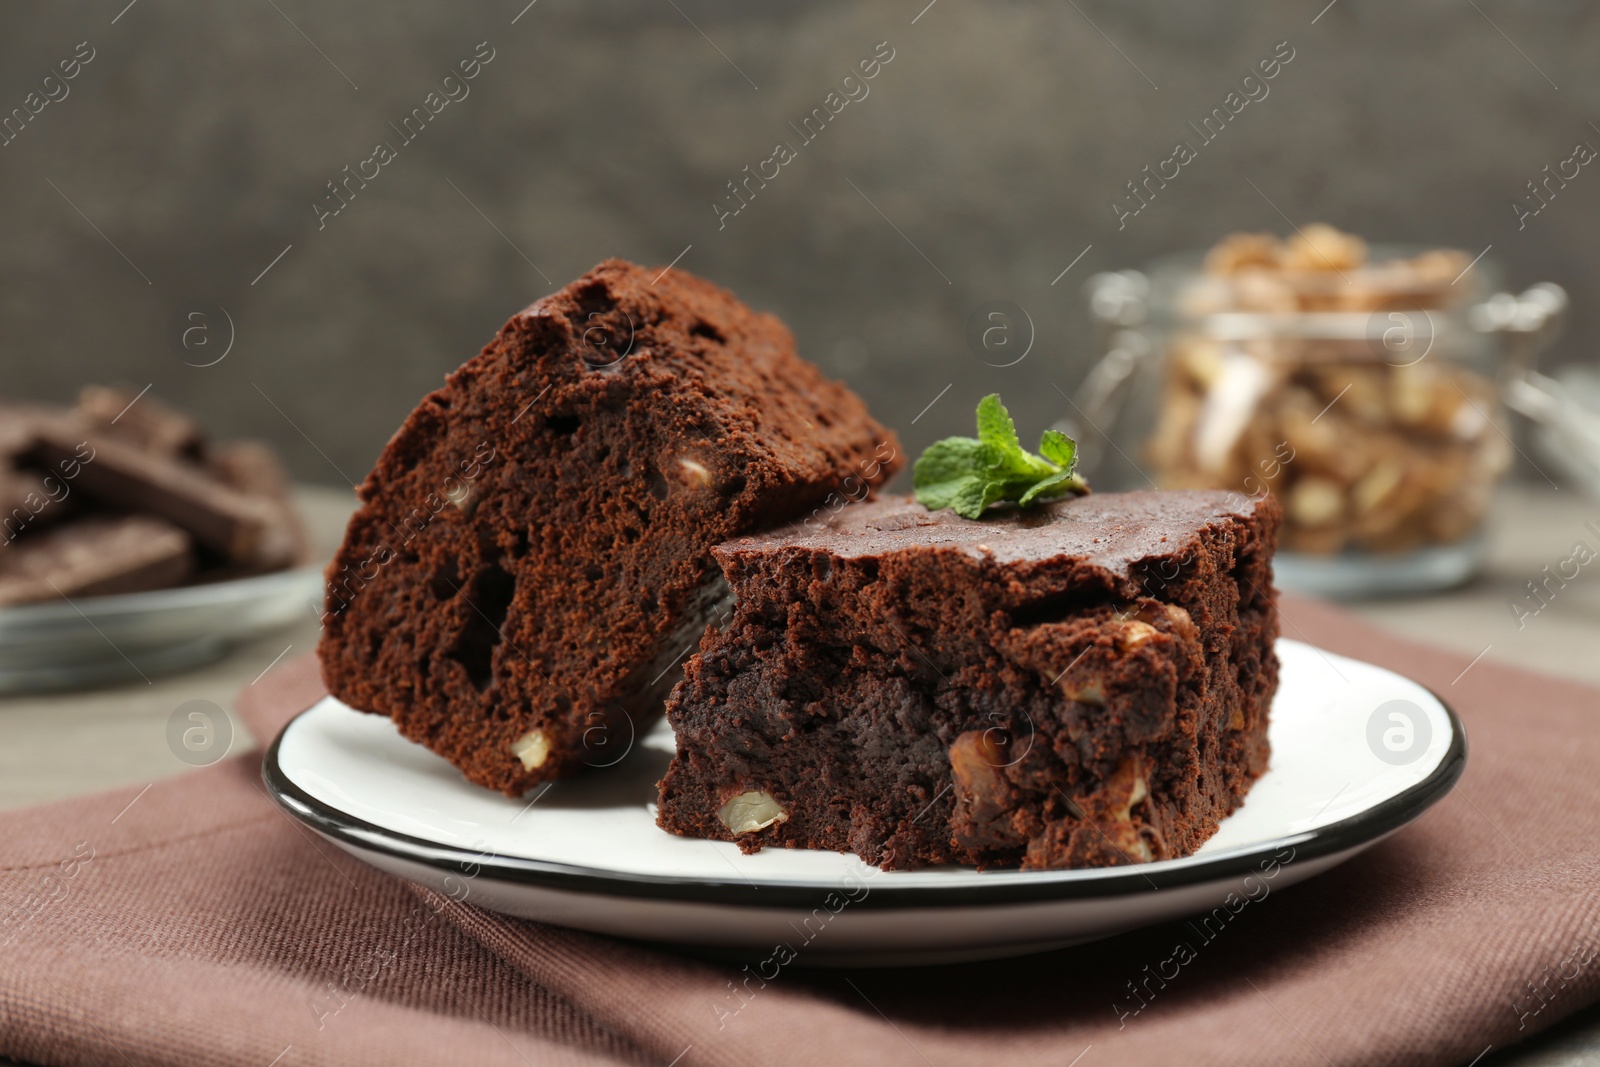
[319,259,900,796]
[656,490,1280,870]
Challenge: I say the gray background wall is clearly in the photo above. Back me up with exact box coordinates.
[1,0,1595,486]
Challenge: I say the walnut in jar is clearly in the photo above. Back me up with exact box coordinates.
[1146,227,1503,557]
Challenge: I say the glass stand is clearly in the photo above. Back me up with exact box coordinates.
[1273,533,1487,601]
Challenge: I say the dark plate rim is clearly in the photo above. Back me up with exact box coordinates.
[262,680,1467,911]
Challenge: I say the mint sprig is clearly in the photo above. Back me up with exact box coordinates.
[913,394,1089,519]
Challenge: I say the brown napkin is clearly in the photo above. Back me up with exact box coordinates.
[2,597,1597,1067]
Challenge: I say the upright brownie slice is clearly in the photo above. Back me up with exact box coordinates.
[657,490,1280,870]
[319,260,900,795]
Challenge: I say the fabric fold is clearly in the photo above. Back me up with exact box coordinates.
[1,597,1596,1066]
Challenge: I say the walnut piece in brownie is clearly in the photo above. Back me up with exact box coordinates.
[318,259,901,796]
[656,490,1280,870]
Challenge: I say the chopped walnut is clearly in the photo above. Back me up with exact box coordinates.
[948,731,1025,849]
[717,790,788,834]
[1150,227,1504,557]
[1204,232,1281,275]
[1281,223,1367,273]
[511,729,550,771]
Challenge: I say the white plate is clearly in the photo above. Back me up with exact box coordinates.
[264,639,1465,966]
[0,567,324,693]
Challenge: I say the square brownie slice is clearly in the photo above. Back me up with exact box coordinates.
[656,489,1280,870]
[319,260,900,795]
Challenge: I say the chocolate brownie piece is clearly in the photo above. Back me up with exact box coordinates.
[656,490,1280,870]
[0,515,194,606]
[318,259,901,795]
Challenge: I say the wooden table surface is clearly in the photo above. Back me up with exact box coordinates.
[1,482,1596,1066]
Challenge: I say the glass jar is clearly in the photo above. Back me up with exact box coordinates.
[1076,231,1566,599]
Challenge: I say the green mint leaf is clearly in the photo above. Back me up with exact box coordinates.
[918,471,984,513]
[976,394,1054,478]
[912,438,991,511]
[914,437,990,487]
[912,394,1090,518]
[972,395,1049,476]
[950,474,1008,519]
[975,394,1023,459]
[1038,429,1077,471]
[1018,468,1079,506]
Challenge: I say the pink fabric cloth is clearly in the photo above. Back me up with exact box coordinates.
[2,597,1597,1066]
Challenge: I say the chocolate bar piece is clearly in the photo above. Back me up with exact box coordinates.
[208,440,311,568]
[31,429,282,566]
[209,440,291,498]
[1,390,307,603]
[0,469,71,543]
[76,386,206,460]
[0,515,194,606]
[0,409,78,543]
[0,404,53,459]
[0,469,48,511]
